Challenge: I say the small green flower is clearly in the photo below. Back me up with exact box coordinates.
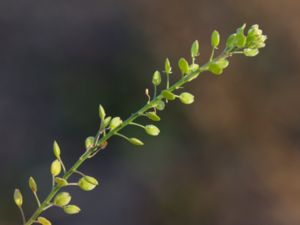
[78,176,99,191]
[128,138,144,146]
[179,92,194,104]
[246,24,267,49]
[211,30,220,48]
[145,125,160,136]
[55,177,68,187]
[165,58,172,75]
[153,100,165,111]
[226,34,237,48]
[99,104,106,121]
[53,141,61,159]
[178,58,190,75]
[209,63,223,75]
[50,160,62,176]
[145,112,161,121]
[29,177,37,193]
[103,116,112,127]
[54,192,71,207]
[14,189,23,207]
[63,205,81,215]
[162,90,176,100]
[110,117,123,130]
[243,48,259,57]
[191,40,200,58]
[85,136,95,150]
[152,71,161,86]
[37,217,52,225]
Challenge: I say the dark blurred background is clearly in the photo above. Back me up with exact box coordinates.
[1,0,299,224]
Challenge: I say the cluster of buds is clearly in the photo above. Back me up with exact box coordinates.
[225,24,267,57]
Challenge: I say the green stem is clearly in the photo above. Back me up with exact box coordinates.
[18,206,26,225]
[33,192,41,207]
[129,122,145,129]
[24,50,230,225]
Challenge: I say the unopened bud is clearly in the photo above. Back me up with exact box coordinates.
[109,117,123,130]
[50,160,62,176]
[55,177,68,187]
[153,100,165,111]
[37,217,52,225]
[179,92,195,104]
[78,176,99,191]
[128,138,144,146]
[54,192,71,207]
[145,125,160,136]
[162,90,176,100]
[211,30,220,48]
[152,71,161,86]
[165,58,172,75]
[178,58,189,75]
[14,189,23,207]
[145,112,161,121]
[53,141,61,159]
[191,40,199,58]
[63,205,81,214]
[29,176,37,193]
[243,48,259,57]
[85,136,95,150]
[99,104,106,121]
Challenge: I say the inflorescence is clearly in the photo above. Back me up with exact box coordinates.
[13,24,266,225]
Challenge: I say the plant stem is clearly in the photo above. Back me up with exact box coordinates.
[18,207,26,225]
[24,50,229,225]
[33,192,41,207]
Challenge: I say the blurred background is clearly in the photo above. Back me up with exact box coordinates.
[0,0,299,224]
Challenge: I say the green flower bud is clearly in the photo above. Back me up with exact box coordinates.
[162,90,176,101]
[189,63,199,72]
[153,100,165,111]
[145,125,160,136]
[55,177,68,187]
[103,116,112,127]
[179,92,194,104]
[209,63,223,75]
[246,24,267,49]
[128,138,144,146]
[63,205,81,215]
[99,104,106,121]
[152,70,161,86]
[53,141,61,159]
[78,176,99,191]
[164,58,172,75]
[54,192,71,207]
[145,112,161,121]
[215,58,229,69]
[14,189,23,207]
[211,30,220,48]
[236,33,247,48]
[226,34,237,48]
[37,217,52,225]
[191,40,199,58]
[235,24,247,48]
[50,160,62,176]
[85,136,95,150]
[29,176,37,193]
[178,58,189,75]
[243,48,259,57]
[109,117,123,130]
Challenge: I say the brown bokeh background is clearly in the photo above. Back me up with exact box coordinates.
[1,0,299,225]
